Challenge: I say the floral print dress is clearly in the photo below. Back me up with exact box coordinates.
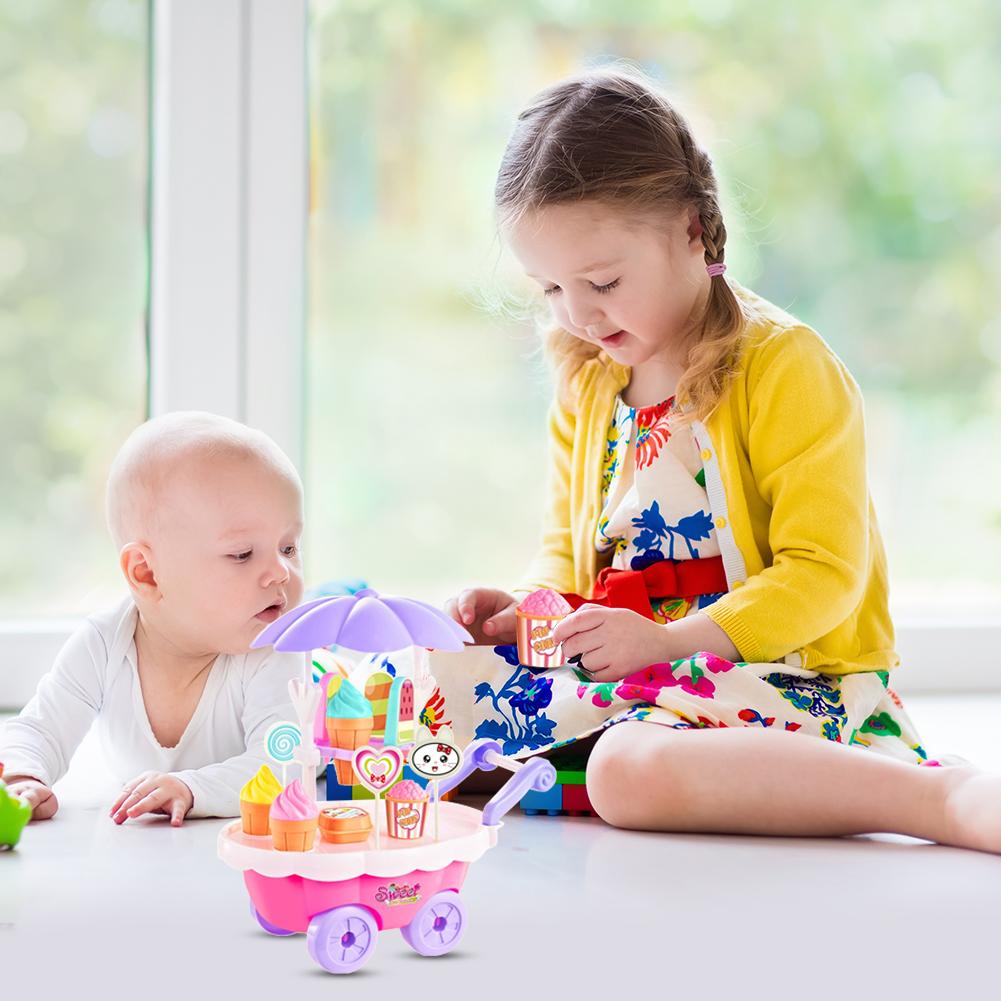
[418,395,933,766]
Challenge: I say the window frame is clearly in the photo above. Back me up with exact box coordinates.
[1,1,996,706]
[0,0,308,706]
[149,0,307,463]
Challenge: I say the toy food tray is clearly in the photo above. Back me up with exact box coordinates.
[218,799,496,881]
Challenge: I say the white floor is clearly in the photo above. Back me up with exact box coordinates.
[3,694,1001,998]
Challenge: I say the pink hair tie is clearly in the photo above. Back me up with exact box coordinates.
[706,262,727,278]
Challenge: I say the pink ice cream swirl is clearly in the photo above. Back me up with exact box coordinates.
[517,588,572,617]
[269,778,318,822]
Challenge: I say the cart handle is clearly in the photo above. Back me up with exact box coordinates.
[430,738,557,827]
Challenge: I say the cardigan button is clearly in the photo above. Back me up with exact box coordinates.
[732,579,745,588]
[700,448,712,461]
[714,517,727,529]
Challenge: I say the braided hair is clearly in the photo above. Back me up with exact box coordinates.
[495,68,747,421]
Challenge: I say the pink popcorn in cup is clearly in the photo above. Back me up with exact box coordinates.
[516,588,573,669]
[385,779,429,840]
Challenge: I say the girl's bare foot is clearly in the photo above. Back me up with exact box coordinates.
[942,766,1001,853]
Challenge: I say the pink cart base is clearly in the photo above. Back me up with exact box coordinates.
[246,861,470,934]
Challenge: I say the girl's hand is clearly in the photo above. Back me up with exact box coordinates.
[4,776,59,821]
[109,771,194,827]
[552,604,671,683]
[445,588,519,645]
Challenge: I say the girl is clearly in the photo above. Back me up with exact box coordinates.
[435,68,1001,853]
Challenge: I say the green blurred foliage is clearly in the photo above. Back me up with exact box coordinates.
[0,0,147,615]
[306,0,1001,608]
[3,0,999,616]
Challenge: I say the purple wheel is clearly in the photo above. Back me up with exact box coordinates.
[249,900,295,937]
[307,905,378,974]
[400,890,467,957]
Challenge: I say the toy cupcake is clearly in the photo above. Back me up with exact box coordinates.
[325,679,373,784]
[269,779,319,852]
[385,779,429,840]
[318,805,373,845]
[240,764,283,836]
[515,588,573,668]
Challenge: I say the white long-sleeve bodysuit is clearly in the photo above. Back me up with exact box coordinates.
[0,597,306,817]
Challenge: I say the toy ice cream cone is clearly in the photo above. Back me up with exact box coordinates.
[327,719,374,783]
[516,588,573,669]
[269,779,318,852]
[240,801,272,837]
[325,679,374,784]
[271,817,318,852]
[239,764,283,836]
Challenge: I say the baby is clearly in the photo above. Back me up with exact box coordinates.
[0,411,305,826]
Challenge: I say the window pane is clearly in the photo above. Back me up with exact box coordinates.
[0,0,149,617]
[306,2,1001,614]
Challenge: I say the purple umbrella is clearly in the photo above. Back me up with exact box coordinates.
[252,588,473,654]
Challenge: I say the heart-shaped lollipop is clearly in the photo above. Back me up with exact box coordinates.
[352,745,404,795]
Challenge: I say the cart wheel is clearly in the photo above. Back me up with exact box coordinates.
[307,905,378,974]
[400,890,467,957]
[249,900,295,937]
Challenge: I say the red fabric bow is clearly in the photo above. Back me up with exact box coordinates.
[561,556,728,620]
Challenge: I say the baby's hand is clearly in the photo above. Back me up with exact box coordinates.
[110,771,194,827]
[552,604,671,683]
[4,776,59,821]
[445,588,519,645]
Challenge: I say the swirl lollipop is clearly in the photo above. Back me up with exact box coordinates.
[265,721,301,786]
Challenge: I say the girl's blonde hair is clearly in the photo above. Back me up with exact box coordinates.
[495,68,748,422]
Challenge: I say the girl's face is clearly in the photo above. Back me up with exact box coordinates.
[507,201,710,368]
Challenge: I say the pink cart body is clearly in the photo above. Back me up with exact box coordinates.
[245,859,470,934]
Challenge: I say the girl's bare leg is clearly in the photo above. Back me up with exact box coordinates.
[586,721,1001,853]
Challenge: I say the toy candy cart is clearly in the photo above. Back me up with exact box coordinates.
[218,738,555,973]
[220,588,556,973]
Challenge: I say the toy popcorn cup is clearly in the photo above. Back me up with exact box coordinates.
[515,588,573,668]
[385,780,428,840]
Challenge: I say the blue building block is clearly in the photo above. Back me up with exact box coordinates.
[325,766,354,801]
[520,784,563,816]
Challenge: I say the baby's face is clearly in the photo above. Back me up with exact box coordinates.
[149,455,304,655]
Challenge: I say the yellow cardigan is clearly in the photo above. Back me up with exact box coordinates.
[518,286,898,676]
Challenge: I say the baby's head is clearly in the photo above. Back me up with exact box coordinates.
[106,412,304,656]
[495,68,745,417]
